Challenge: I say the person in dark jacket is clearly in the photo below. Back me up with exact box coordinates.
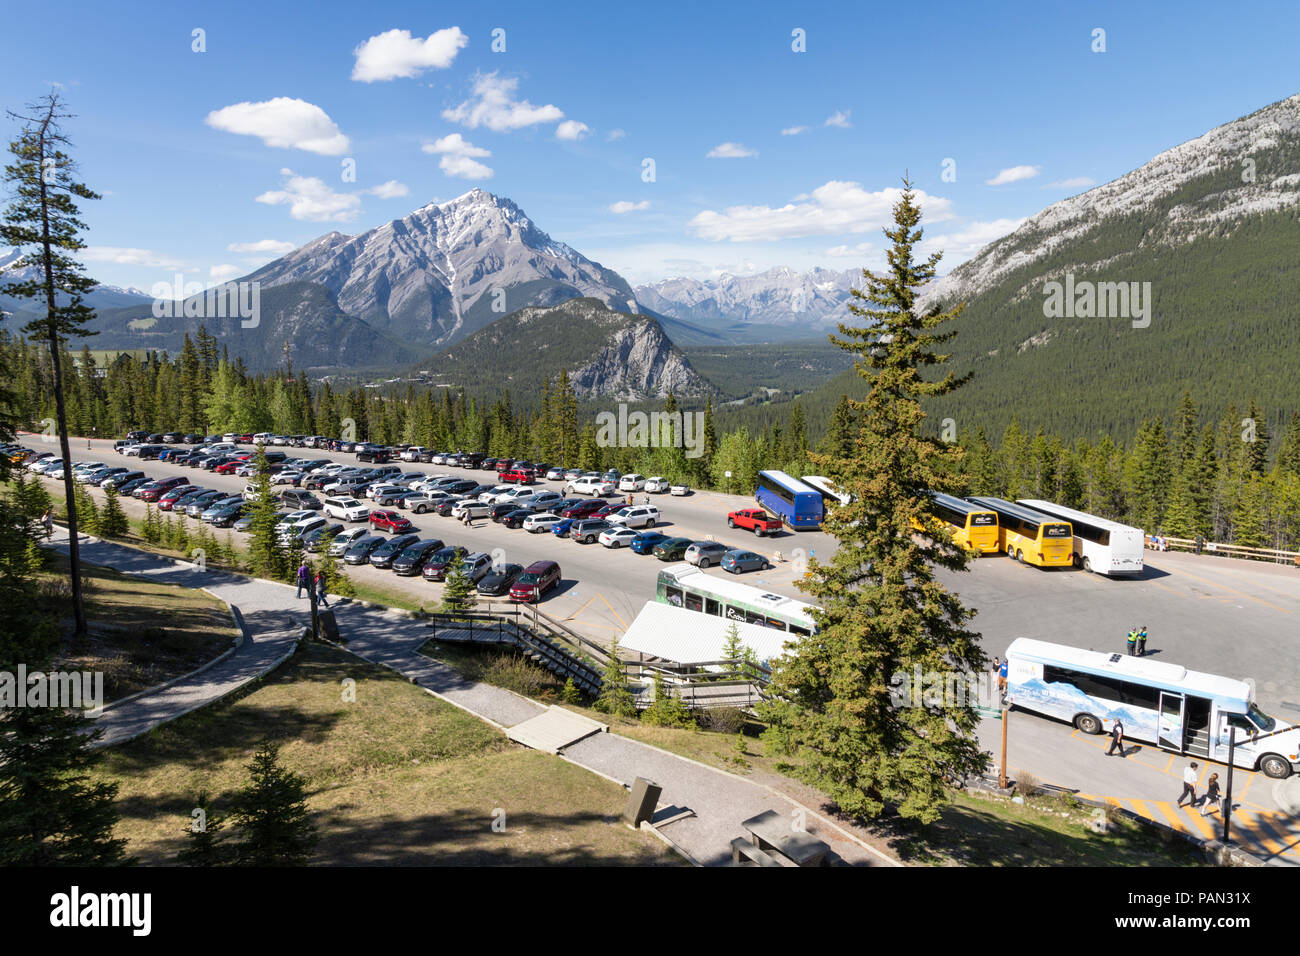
[1201,773,1222,817]
[1106,720,1125,756]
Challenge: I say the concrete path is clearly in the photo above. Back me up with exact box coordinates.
[46,530,300,748]
[321,601,896,867]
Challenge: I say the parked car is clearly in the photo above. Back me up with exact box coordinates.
[118,477,150,495]
[670,483,692,496]
[510,561,561,603]
[570,518,612,544]
[192,492,237,518]
[477,563,524,596]
[560,499,605,519]
[652,537,693,561]
[434,496,467,517]
[323,496,370,522]
[139,476,190,502]
[500,468,535,485]
[722,549,770,574]
[565,476,614,497]
[522,512,562,534]
[343,535,388,565]
[617,474,646,492]
[452,499,491,521]
[728,508,783,537]
[629,531,670,555]
[599,527,640,549]
[279,489,322,511]
[280,516,330,545]
[327,526,371,556]
[370,510,415,534]
[489,500,530,523]
[606,505,660,529]
[390,538,446,576]
[456,552,494,583]
[545,466,567,481]
[400,446,428,462]
[421,545,469,581]
[369,533,422,569]
[684,540,731,568]
[102,470,144,489]
[500,508,536,529]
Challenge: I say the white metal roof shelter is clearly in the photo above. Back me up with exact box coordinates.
[619,602,796,666]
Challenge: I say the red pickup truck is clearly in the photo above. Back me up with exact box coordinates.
[728,508,783,536]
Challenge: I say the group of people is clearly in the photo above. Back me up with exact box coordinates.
[1125,625,1149,656]
[1176,761,1225,818]
[295,562,331,607]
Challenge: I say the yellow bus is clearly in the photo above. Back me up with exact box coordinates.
[965,496,1074,567]
[913,492,1000,553]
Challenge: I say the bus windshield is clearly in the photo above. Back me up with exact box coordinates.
[1043,524,1072,537]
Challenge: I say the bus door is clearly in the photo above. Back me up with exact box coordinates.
[1158,692,1186,751]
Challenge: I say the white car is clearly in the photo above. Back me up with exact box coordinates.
[489,486,535,506]
[598,527,640,549]
[644,476,670,493]
[403,490,451,513]
[272,470,303,485]
[327,526,370,555]
[519,490,564,511]
[452,499,491,520]
[607,505,660,529]
[278,515,328,543]
[412,476,451,493]
[670,483,691,496]
[522,512,563,533]
[566,477,614,497]
[323,496,370,522]
[617,473,646,492]
[545,467,567,481]
[400,447,427,462]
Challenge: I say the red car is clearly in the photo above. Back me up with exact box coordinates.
[500,468,535,484]
[139,476,190,502]
[728,508,784,537]
[369,509,414,534]
[157,487,196,511]
[510,560,561,603]
[561,499,605,519]
[495,459,515,475]
[215,454,253,474]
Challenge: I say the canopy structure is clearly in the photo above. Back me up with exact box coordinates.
[619,602,794,666]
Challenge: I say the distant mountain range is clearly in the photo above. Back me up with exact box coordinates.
[635,267,859,333]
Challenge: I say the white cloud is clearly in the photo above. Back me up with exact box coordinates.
[609,200,650,214]
[205,97,350,155]
[365,180,411,198]
[351,27,468,82]
[255,171,363,221]
[556,120,590,141]
[422,134,493,179]
[825,241,873,258]
[985,164,1041,186]
[606,128,626,141]
[1046,176,1095,189]
[442,72,564,131]
[208,264,243,282]
[825,110,851,128]
[689,181,955,242]
[80,247,188,269]
[227,239,297,255]
[917,217,1024,264]
[781,126,809,136]
[707,142,757,159]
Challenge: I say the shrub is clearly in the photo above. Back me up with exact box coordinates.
[700,707,747,735]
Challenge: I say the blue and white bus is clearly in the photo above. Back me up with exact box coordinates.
[1006,638,1300,778]
[756,470,824,530]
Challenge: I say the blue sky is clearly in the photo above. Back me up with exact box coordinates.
[4,0,1299,291]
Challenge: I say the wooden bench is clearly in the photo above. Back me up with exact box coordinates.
[740,809,830,867]
[730,836,782,867]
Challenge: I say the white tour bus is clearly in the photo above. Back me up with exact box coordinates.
[1016,499,1144,576]
[1005,638,1299,778]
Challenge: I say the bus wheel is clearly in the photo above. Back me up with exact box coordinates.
[1074,714,1102,735]
[1259,754,1292,779]
[1015,549,1024,564]
[1082,557,1093,573]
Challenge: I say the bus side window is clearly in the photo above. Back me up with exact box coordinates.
[684,591,703,613]
[704,598,721,616]
[788,626,810,637]
[725,606,744,622]
[765,617,787,631]
[745,610,766,626]
[665,586,683,607]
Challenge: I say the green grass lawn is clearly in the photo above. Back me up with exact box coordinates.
[94,641,679,865]
[40,556,238,702]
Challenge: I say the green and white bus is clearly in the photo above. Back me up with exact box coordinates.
[655,564,817,636]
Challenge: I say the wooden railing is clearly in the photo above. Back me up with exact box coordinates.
[1146,535,1300,566]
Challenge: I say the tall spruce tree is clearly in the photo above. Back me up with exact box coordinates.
[765,182,987,823]
[1,92,101,640]
[231,742,317,866]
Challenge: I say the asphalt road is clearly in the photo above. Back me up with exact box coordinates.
[32,435,1300,835]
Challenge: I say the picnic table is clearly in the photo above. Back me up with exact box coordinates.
[737,809,830,867]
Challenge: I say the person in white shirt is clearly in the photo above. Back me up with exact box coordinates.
[1176,761,1199,808]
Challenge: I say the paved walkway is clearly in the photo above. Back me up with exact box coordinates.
[46,531,300,748]
[46,532,894,865]
[318,602,895,866]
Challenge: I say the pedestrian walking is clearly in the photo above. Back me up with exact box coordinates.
[1201,773,1222,817]
[462,508,472,527]
[315,571,330,608]
[1176,761,1199,807]
[295,561,310,599]
[626,493,633,507]
[1136,626,1148,657]
[998,657,1008,697]
[1125,627,1138,656]
[1106,719,1125,756]
[41,508,54,540]
[643,495,650,506]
